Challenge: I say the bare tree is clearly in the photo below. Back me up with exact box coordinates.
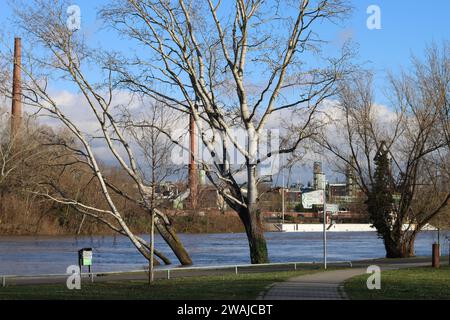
[318,51,450,258]
[5,0,192,265]
[0,111,47,210]
[101,0,351,264]
[120,102,184,282]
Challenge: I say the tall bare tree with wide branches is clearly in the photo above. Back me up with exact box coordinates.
[101,0,352,264]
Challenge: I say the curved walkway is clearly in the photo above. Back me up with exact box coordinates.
[260,260,431,300]
[260,268,366,300]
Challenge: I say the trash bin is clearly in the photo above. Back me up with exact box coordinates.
[447,237,450,266]
[432,243,440,268]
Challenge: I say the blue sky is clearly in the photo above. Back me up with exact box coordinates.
[2,0,448,102]
[1,0,449,184]
[347,1,450,101]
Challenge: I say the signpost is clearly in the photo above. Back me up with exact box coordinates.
[78,248,93,280]
[302,190,324,209]
[282,174,285,224]
[322,189,327,270]
[325,204,339,214]
[302,189,327,269]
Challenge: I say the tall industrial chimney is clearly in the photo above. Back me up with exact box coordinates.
[313,161,326,190]
[346,157,356,197]
[11,37,23,138]
[188,112,198,209]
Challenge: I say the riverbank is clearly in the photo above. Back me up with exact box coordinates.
[0,214,245,236]
[0,268,326,300]
[344,266,450,300]
[260,256,436,300]
[2,258,447,300]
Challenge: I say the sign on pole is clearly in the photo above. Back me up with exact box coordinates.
[301,189,328,270]
[78,248,93,270]
[302,190,325,209]
[82,250,93,266]
[325,204,339,213]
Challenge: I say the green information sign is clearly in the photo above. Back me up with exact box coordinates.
[81,249,93,266]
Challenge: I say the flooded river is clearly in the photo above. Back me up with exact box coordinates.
[0,231,447,276]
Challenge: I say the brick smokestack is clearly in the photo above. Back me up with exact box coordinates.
[11,37,23,138]
[189,112,198,209]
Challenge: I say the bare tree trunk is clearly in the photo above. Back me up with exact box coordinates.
[239,207,269,264]
[239,162,269,264]
[155,210,192,265]
[189,113,198,210]
[404,231,417,258]
[384,237,403,258]
[0,189,4,216]
[383,231,417,258]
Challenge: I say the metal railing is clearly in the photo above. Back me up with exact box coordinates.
[1,260,353,287]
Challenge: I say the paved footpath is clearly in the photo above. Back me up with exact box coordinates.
[260,261,430,300]
[260,268,366,300]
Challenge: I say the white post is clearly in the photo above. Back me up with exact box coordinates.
[150,211,155,284]
[323,189,327,270]
[282,174,285,224]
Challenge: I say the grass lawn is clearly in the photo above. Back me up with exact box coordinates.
[0,267,327,300]
[345,266,450,300]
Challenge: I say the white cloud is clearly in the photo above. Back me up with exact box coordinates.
[22,86,399,186]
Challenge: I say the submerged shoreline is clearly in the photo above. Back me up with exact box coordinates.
[0,231,446,276]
